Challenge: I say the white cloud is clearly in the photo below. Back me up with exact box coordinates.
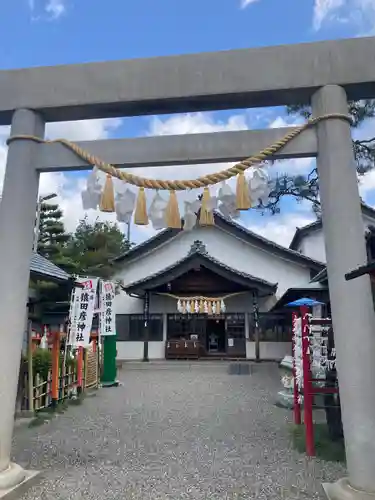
[28,0,67,20]
[0,112,252,245]
[0,109,323,249]
[148,113,248,136]
[45,0,65,19]
[249,212,316,247]
[313,0,344,30]
[8,107,375,250]
[359,169,375,197]
[240,0,260,8]
[313,0,375,32]
[0,117,124,237]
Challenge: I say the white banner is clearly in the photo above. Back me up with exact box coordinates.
[99,281,116,336]
[68,277,98,347]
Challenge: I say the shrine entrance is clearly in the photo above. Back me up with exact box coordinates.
[125,241,271,360]
[1,36,375,498]
[206,318,226,354]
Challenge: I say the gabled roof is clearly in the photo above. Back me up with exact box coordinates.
[124,240,277,295]
[310,267,328,284]
[30,253,71,282]
[289,203,375,251]
[271,281,329,312]
[115,212,324,271]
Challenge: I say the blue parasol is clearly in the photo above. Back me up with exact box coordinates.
[286,297,325,307]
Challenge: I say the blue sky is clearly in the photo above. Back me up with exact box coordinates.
[0,0,374,245]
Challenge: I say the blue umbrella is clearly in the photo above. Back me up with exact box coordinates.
[286,298,325,307]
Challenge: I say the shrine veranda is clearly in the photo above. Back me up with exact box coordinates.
[1,36,375,498]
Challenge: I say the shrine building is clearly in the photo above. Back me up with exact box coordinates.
[112,206,375,361]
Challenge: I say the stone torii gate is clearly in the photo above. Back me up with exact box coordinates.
[0,37,375,499]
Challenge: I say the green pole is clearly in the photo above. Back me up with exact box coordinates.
[101,334,119,387]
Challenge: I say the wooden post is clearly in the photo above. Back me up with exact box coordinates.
[34,374,40,411]
[292,312,301,425]
[27,320,34,412]
[253,294,260,362]
[77,346,84,394]
[51,330,60,408]
[301,306,315,456]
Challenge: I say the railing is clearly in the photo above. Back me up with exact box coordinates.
[18,344,100,412]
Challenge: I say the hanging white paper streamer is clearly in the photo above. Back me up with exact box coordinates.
[82,167,102,210]
[149,192,168,230]
[293,316,303,390]
[183,202,198,231]
[249,166,270,203]
[116,188,136,224]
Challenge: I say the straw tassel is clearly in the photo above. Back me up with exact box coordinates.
[166,191,181,229]
[134,187,149,225]
[199,187,215,226]
[199,299,204,314]
[99,174,115,212]
[236,173,251,210]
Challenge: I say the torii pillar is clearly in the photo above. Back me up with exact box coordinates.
[313,85,375,499]
[0,109,43,492]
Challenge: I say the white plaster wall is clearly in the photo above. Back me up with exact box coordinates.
[298,231,326,262]
[114,225,313,300]
[296,213,375,263]
[116,341,165,360]
[113,224,315,362]
[245,341,291,360]
[259,342,291,360]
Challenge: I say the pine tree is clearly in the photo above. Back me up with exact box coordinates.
[64,217,132,279]
[36,202,76,272]
[258,100,375,217]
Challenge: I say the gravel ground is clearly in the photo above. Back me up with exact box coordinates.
[12,362,346,500]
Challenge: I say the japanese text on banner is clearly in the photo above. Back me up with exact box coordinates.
[69,278,98,347]
[99,281,116,336]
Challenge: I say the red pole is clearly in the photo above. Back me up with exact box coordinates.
[51,330,60,408]
[301,306,315,456]
[292,311,301,425]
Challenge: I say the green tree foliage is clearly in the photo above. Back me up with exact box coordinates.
[33,207,131,318]
[37,202,76,273]
[259,100,375,217]
[64,216,132,279]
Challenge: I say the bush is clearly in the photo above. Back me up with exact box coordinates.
[22,349,78,381]
[32,349,52,380]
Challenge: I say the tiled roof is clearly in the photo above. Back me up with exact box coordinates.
[30,253,71,282]
[115,211,324,270]
[289,203,375,251]
[310,267,327,284]
[124,240,277,293]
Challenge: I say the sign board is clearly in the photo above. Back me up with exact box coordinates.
[99,281,116,336]
[68,278,98,347]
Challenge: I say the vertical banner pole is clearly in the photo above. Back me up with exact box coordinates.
[292,311,301,425]
[301,306,315,456]
[27,320,34,413]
